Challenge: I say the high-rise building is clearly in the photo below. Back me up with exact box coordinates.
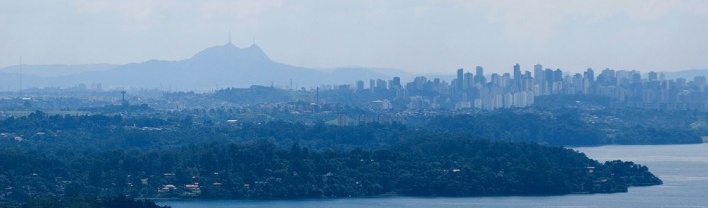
[457,68,464,91]
[392,77,401,88]
[584,68,595,83]
[544,69,554,84]
[554,69,563,82]
[464,72,473,90]
[648,71,658,81]
[631,72,642,85]
[597,68,616,86]
[433,78,441,92]
[534,64,544,84]
[475,66,485,84]
[356,80,364,91]
[523,71,532,91]
[491,73,501,86]
[501,73,511,88]
[513,63,521,86]
[376,79,387,90]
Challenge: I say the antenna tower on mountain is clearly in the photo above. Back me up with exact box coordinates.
[229,30,232,44]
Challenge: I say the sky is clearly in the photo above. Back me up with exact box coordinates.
[1,0,708,75]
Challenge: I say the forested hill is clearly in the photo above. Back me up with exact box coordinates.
[0,110,701,155]
[0,137,661,201]
[424,110,702,145]
[0,110,666,204]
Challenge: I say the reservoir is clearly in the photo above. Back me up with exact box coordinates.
[160,143,708,207]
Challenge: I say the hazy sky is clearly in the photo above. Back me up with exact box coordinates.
[1,0,707,74]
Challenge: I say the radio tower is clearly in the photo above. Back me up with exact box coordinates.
[120,91,128,107]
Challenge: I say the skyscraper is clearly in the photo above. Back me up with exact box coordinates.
[648,71,658,81]
[464,72,473,90]
[513,63,521,86]
[392,77,401,89]
[544,69,554,85]
[553,69,563,82]
[475,66,485,85]
[457,68,464,91]
[491,73,501,86]
[584,68,595,83]
[534,64,544,84]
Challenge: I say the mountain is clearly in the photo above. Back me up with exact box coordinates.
[0,43,404,92]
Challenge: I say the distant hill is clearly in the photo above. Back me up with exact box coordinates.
[0,64,118,91]
[0,71,42,91]
[0,43,406,92]
[0,64,118,77]
[662,69,708,80]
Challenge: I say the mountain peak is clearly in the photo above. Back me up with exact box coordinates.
[242,44,271,62]
[190,43,271,64]
[224,42,237,48]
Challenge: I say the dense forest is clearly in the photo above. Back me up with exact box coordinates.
[424,110,702,145]
[0,109,702,154]
[212,86,310,105]
[1,137,660,203]
[0,109,684,205]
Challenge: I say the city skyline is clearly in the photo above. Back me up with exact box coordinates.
[2,0,708,75]
[1,38,705,93]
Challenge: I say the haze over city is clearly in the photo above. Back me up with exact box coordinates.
[2,0,708,75]
[3,1,708,207]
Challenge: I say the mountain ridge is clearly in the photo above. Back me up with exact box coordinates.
[6,43,701,92]
[0,43,406,92]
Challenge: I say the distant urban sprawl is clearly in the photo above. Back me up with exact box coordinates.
[329,65,706,112]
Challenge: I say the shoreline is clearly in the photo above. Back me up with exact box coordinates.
[152,189,651,205]
[149,188,650,203]
[565,141,705,149]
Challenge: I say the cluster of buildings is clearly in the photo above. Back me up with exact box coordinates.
[349,64,707,111]
[2,64,705,114]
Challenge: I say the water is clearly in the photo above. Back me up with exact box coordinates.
[159,143,708,208]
